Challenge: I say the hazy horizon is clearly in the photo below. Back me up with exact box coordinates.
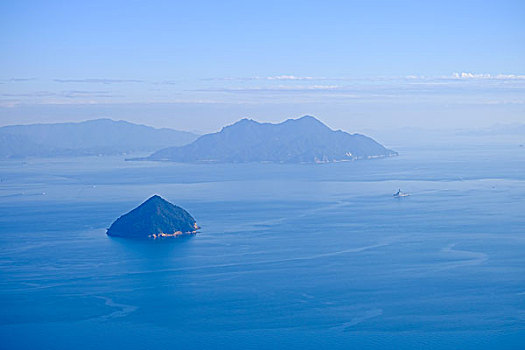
[1,1,524,133]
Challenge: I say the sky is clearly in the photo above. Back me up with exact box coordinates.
[1,0,524,133]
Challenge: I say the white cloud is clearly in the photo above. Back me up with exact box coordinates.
[265,75,315,81]
[195,85,342,93]
[452,72,525,80]
[201,75,320,81]
[54,78,143,84]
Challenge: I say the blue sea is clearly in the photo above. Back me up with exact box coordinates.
[1,145,524,349]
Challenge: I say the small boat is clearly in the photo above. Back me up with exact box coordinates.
[393,189,409,198]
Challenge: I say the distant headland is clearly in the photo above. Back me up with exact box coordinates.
[0,119,198,159]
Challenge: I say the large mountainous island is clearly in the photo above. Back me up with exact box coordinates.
[146,116,397,163]
[107,195,199,239]
[0,119,198,159]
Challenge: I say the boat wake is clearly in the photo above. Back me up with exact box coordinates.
[96,296,138,319]
[437,243,488,270]
[339,308,384,331]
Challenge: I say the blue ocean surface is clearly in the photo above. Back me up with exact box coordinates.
[0,145,524,349]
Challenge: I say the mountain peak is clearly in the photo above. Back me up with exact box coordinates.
[140,194,166,207]
[145,194,163,202]
[284,115,328,127]
[297,115,320,122]
[220,118,260,133]
[233,118,260,126]
[239,117,256,122]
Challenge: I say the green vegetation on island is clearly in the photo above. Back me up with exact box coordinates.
[107,195,199,239]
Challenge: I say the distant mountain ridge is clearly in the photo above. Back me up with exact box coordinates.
[0,119,198,159]
[146,116,397,163]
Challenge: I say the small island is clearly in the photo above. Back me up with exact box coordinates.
[107,195,199,239]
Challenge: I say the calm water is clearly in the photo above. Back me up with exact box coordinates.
[1,145,524,349]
